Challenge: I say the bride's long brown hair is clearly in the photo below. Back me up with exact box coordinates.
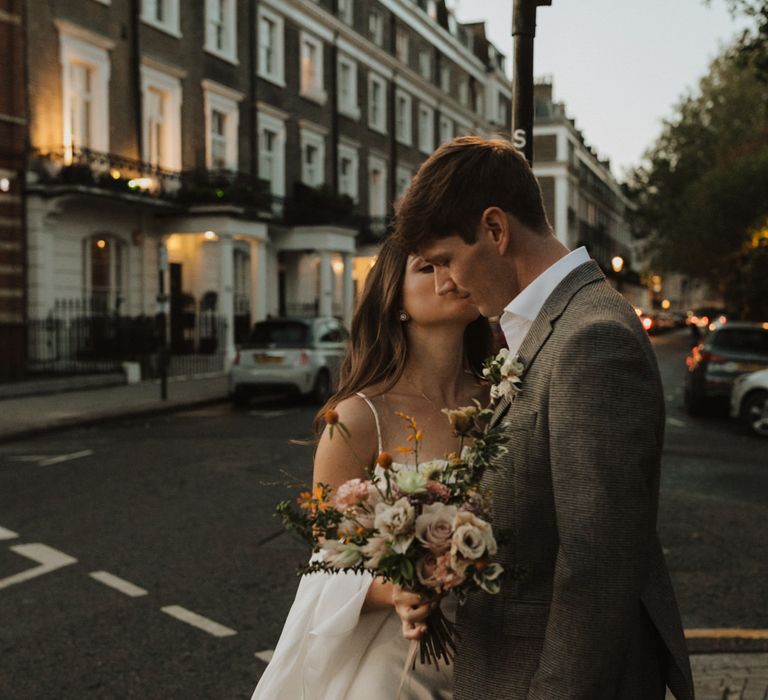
[314,237,493,434]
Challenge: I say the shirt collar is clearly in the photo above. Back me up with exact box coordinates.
[503,247,590,322]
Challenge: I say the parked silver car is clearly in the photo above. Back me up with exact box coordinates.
[228,317,349,406]
[730,368,768,438]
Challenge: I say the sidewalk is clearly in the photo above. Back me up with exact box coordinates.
[0,374,229,442]
[667,653,768,699]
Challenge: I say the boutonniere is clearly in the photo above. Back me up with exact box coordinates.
[482,348,524,403]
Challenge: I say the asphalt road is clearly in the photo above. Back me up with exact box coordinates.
[0,328,765,698]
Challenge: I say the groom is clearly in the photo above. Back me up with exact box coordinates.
[392,136,694,700]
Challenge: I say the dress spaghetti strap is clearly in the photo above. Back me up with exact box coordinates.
[355,391,383,455]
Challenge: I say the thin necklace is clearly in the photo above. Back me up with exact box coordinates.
[402,370,445,411]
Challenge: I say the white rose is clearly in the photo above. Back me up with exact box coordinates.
[374,497,415,538]
[450,511,497,562]
[322,540,363,569]
[415,503,458,554]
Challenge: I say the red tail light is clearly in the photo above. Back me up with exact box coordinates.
[299,351,310,366]
[701,350,727,365]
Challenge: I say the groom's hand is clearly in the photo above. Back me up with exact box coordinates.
[392,585,433,641]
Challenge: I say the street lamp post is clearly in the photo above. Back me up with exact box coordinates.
[511,0,552,165]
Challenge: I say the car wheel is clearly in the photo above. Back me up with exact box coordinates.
[741,390,768,437]
[310,370,332,404]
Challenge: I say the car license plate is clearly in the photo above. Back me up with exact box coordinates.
[254,354,283,364]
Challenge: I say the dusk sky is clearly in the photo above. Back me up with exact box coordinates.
[453,0,752,179]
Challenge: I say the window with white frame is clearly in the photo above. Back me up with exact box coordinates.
[368,155,387,218]
[474,85,484,116]
[418,49,432,81]
[338,143,359,202]
[368,73,387,133]
[395,165,412,201]
[59,32,111,157]
[369,10,383,47]
[85,234,124,312]
[337,0,353,25]
[439,114,454,143]
[300,32,326,104]
[458,77,469,107]
[205,0,237,63]
[257,7,284,86]
[258,110,286,197]
[418,103,434,154]
[337,54,359,119]
[203,81,242,170]
[300,129,326,187]
[395,28,409,64]
[140,0,180,36]
[499,99,508,127]
[141,65,182,170]
[395,90,412,146]
[440,64,450,93]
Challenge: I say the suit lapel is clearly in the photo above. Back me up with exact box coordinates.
[488,261,605,430]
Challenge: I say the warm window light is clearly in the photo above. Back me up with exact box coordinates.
[0,178,9,192]
[110,169,121,180]
[611,256,624,273]
[332,261,344,274]
[96,239,107,249]
[661,299,671,310]
[204,230,218,240]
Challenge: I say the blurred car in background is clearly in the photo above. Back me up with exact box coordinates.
[685,322,768,415]
[228,317,349,406]
[730,368,768,437]
[635,308,676,335]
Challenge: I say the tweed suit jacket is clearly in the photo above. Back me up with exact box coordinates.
[453,261,694,700]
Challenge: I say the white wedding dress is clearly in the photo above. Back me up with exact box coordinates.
[251,394,454,700]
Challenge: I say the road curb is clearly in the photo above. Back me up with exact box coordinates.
[0,394,230,445]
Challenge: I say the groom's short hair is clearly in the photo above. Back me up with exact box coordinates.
[393,136,551,249]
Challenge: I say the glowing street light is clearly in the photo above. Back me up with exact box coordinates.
[611,256,625,274]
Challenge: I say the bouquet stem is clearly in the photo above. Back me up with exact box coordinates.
[414,604,457,671]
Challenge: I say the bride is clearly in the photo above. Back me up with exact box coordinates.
[251,238,492,699]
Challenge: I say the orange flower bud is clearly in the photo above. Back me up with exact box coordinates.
[325,409,339,425]
[377,451,393,469]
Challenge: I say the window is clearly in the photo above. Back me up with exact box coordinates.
[338,143,359,202]
[141,65,182,170]
[369,10,383,47]
[498,99,508,128]
[300,32,326,104]
[300,128,326,187]
[458,77,469,107]
[203,80,243,170]
[258,7,284,86]
[418,104,434,154]
[205,0,237,63]
[368,155,387,219]
[395,166,412,201]
[474,85,484,116]
[368,73,387,134]
[395,28,409,64]
[337,54,359,119]
[86,235,124,312]
[337,0,353,25]
[140,0,180,36]
[439,114,454,144]
[418,49,432,81]
[258,109,286,198]
[59,31,111,158]
[395,90,412,146]
[440,64,450,93]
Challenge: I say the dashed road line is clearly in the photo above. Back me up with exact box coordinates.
[254,649,274,663]
[686,628,768,640]
[161,605,237,637]
[89,570,148,597]
[0,543,77,590]
[0,526,19,540]
[38,450,94,466]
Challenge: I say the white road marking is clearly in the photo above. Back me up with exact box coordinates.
[7,450,94,467]
[667,417,687,428]
[38,450,94,466]
[254,649,274,663]
[89,570,148,597]
[0,543,77,591]
[161,605,237,637]
[0,526,19,540]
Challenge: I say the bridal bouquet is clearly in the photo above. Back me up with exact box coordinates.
[276,391,510,669]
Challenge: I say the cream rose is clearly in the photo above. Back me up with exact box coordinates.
[450,511,497,563]
[415,503,458,554]
[374,497,415,538]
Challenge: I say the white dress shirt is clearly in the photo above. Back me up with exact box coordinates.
[500,246,591,355]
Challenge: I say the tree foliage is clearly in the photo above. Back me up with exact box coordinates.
[708,0,768,81]
[627,40,768,318]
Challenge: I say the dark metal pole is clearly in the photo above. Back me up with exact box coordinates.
[511,0,551,164]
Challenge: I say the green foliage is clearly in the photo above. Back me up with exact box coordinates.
[628,40,768,313]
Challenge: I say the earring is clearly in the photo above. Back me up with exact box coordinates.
[399,311,409,322]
